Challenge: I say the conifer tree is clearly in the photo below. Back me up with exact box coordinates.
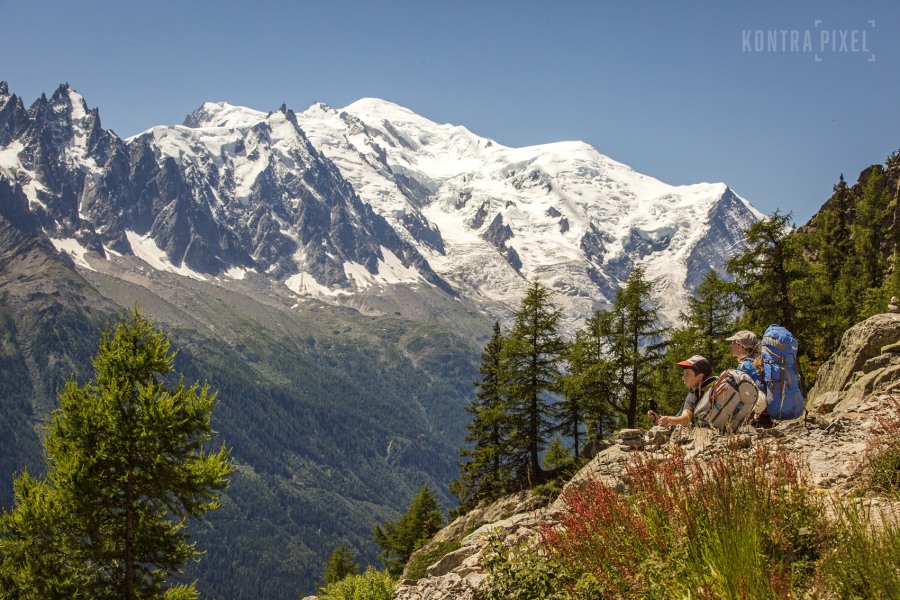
[373,484,443,577]
[606,268,668,427]
[451,322,514,511]
[795,175,861,365]
[542,438,573,472]
[678,269,740,371]
[855,166,892,291]
[819,174,853,282]
[322,544,360,587]
[555,347,588,459]
[0,309,232,600]
[562,315,620,445]
[502,281,565,485]
[726,211,803,334]
[650,327,697,417]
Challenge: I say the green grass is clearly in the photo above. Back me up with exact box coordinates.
[866,396,900,498]
[817,497,900,599]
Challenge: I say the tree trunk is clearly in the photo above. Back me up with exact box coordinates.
[125,476,136,600]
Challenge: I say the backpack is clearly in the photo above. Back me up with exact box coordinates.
[704,369,758,433]
[761,324,806,420]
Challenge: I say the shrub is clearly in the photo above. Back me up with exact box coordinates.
[539,444,826,599]
[316,567,395,600]
[480,537,572,600]
[481,439,900,600]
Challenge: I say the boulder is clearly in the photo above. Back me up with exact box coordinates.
[809,313,900,413]
[426,545,478,577]
[644,425,672,449]
[618,428,645,451]
[426,490,546,547]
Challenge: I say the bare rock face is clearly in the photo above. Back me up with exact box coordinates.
[809,312,900,414]
[394,494,551,600]
[393,313,900,600]
[420,491,547,552]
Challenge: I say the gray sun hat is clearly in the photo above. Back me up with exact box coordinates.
[726,330,759,349]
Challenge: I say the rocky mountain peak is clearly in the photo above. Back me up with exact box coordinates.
[180,101,267,130]
[0,84,28,147]
[3,83,764,328]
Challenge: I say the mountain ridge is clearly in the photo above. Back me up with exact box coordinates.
[0,82,762,328]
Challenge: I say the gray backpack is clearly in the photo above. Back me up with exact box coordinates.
[704,369,758,433]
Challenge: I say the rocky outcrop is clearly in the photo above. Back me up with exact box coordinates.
[395,312,900,599]
[809,312,900,414]
[394,506,549,600]
[391,492,547,599]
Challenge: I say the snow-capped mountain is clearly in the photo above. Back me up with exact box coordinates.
[0,82,763,326]
[297,99,762,323]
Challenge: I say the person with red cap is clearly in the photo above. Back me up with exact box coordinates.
[647,355,717,427]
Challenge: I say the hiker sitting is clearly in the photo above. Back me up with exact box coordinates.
[727,330,765,390]
[726,330,773,428]
[647,355,716,427]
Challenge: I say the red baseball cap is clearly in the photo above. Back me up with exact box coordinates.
[676,355,712,378]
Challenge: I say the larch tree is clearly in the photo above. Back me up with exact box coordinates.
[559,318,619,453]
[321,544,360,587]
[502,281,565,486]
[373,484,443,577]
[677,269,741,372]
[605,267,668,428]
[452,322,515,512]
[0,309,232,600]
[726,211,803,334]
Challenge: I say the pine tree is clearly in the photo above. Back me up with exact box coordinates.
[451,322,514,511]
[373,484,444,577]
[502,281,565,486]
[322,544,360,587]
[0,309,232,600]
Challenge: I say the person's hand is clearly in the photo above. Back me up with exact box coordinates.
[647,410,659,425]
[657,415,670,426]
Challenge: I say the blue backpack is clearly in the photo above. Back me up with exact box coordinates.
[761,325,806,420]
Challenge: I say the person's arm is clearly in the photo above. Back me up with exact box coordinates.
[658,409,693,427]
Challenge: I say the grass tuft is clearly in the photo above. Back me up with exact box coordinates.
[865,396,900,497]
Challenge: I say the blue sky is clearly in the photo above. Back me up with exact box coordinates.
[2,0,897,223]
